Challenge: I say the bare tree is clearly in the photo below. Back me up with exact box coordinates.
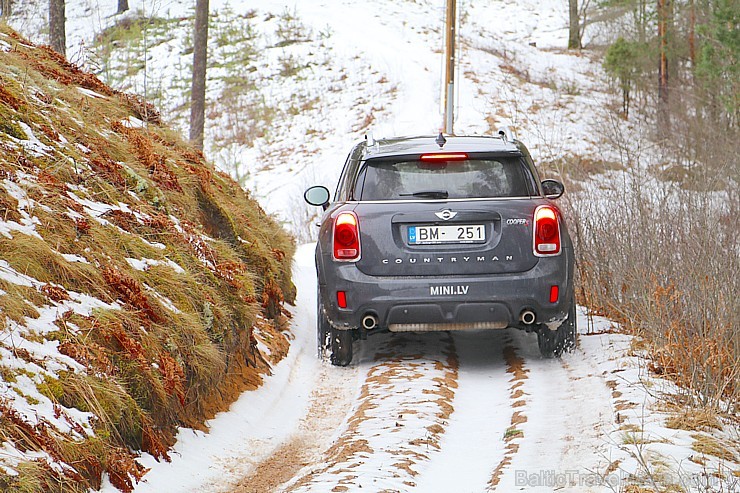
[0,0,13,18]
[49,0,66,55]
[117,0,129,14]
[189,0,209,151]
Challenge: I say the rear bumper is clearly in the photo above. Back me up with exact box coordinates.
[318,250,574,332]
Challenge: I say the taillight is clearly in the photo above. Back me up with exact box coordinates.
[534,205,561,256]
[333,212,360,261]
[420,152,468,161]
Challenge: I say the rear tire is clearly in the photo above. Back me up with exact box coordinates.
[537,302,577,358]
[330,327,353,366]
[317,289,331,359]
[537,327,560,358]
[561,302,578,353]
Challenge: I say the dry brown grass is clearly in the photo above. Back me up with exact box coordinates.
[690,434,737,462]
[0,234,107,298]
[664,405,721,432]
[0,24,295,490]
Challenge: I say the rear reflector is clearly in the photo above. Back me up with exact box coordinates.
[333,211,360,261]
[549,285,559,303]
[337,291,347,308]
[534,205,561,256]
[420,152,468,161]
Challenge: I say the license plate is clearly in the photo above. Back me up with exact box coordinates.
[408,224,485,244]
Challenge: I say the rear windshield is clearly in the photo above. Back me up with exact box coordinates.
[355,157,535,200]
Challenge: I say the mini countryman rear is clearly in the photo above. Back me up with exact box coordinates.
[305,130,576,366]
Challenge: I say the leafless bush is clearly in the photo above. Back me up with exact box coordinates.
[565,148,739,413]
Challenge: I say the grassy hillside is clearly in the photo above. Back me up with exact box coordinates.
[0,25,294,492]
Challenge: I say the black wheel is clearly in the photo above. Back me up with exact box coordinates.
[330,327,353,366]
[317,287,331,359]
[537,326,560,358]
[560,301,578,353]
[537,302,577,358]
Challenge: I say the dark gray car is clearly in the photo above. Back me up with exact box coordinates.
[305,131,576,366]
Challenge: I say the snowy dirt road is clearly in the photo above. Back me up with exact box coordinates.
[125,245,736,493]
[227,245,620,493]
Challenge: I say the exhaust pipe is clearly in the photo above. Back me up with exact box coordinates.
[520,310,536,325]
[361,313,379,330]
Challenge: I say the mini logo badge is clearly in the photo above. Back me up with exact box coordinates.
[435,209,457,221]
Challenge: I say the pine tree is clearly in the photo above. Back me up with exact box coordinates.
[694,0,739,123]
[604,37,644,117]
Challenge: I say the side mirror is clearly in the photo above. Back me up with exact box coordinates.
[304,185,330,210]
[541,179,564,199]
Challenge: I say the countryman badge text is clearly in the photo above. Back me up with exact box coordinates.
[382,255,514,264]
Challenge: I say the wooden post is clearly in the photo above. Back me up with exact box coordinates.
[443,0,456,135]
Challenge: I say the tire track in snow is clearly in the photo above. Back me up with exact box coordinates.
[491,319,616,492]
[231,362,359,493]
[284,332,459,492]
[410,330,525,493]
[488,340,531,489]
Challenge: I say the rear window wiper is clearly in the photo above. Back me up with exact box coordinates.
[399,190,449,199]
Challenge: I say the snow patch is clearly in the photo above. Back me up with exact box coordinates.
[77,87,106,99]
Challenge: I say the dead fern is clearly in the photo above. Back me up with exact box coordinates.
[141,416,171,462]
[103,209,139,233]
[41,283,70,302]
[101,266,164,325]
[157,350,186,407]
[105,447,148,493]
[74,217,91,236]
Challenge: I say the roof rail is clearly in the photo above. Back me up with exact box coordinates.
[365,131,375,146]
[497,126,516,143]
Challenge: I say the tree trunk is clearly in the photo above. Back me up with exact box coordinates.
[117,0,129,14]
[623,87,630,119]
[189,0,209,151]
[49,0,66,56]
[568,0,581,49]
[657,0,670,134]
[688,0,695,68]
[0,0,13,18]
